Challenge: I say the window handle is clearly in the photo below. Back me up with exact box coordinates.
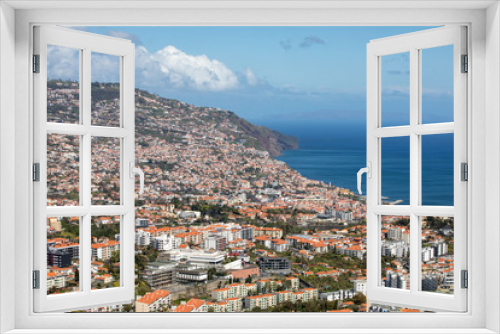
[129,162,145,195]
[357,162,371,195]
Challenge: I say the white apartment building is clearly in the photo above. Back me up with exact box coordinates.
[135,229,151,246]
[353,279,367,296]
[161,249,225,267]
[151,234,178,251]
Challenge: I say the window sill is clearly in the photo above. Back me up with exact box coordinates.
[3,329,498,334]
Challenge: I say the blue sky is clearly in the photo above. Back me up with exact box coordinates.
[55,26,453,127]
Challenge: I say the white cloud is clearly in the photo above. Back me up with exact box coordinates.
[47,45,80,81]
[243,67,258,86]
[135,45,165,82]
[91,52,120,83]
[47,42,261,93]
[47,45,121,83]
[149,45,239,91]
[107,30,142,45]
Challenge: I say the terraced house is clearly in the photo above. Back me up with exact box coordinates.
[244,293,277,310]
[135,289,171,313]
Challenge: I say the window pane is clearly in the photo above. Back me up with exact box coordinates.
[91,216,121,290]
[47,45,80,124]
[47,134,80,206]
[381,136,410,205]
[421,45,454,124]
[91,137,120,205]
[381,215,410,290]
[421,216,454,294]
[381,52,410,127]
[421,133,454,206]
[47,217,80,295]
[91,52,121,127]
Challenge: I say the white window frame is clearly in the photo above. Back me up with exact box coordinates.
[33,25,136,312]
[0,1,499,334]
[366,26,468,312]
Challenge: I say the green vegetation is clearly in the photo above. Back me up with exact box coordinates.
[91,82,120,101]
[424,216,454,231]
[56,217,79,239]
[265,220,302,237]
[172,298,189,306]
[300,273,353,292]
[254,299,339,313]
[190,202,239,221]
[91,222,120,240]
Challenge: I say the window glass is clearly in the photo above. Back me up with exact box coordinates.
[381,215,410,290]
[91,52,121,127]
[91,216,121,290]
[47,217,80,295]
[91,137,121,205]
[421,45,454,124]
[381,52,410,127]
[47,45,80,124]
[421,216,454,294]
[382,137,410,205]
[421,134,454,206]
[47,134,80,206]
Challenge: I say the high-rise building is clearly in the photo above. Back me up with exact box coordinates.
[47,249,72,268]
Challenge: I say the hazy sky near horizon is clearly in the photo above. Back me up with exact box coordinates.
[53,26,453,126]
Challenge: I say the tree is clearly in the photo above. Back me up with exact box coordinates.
[245,275,253,284]
[282,279,292,290]
[352,292,367,305]
[122,304,134,312]
[208,267,217,281]
[74,268,79,283]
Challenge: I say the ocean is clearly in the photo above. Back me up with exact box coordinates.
[259,120,454,206]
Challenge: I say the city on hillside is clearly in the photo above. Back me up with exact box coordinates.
[45,80,455,313]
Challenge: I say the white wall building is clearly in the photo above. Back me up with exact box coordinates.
[135,230,151,246]
[151,234,178,251]
[353,279,367,296]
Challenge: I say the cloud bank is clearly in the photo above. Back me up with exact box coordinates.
[47,41,260,93]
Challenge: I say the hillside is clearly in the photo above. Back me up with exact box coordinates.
[132,86,298,156]
[48,80,298,156]
[226,112,298,157]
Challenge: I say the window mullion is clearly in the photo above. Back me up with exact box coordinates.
[409,47,420,294]
[81,47,92,295]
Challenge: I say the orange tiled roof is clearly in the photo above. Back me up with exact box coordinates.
[186,298,205,309]
[137,289,170,305]
[173,304,195,313]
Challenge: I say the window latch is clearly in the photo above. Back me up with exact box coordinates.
[129,161,145,195]
[357,162,371,195]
